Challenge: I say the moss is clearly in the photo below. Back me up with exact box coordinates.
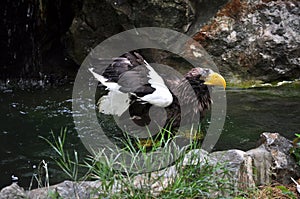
[227,80,264,89]
[227,79,300,89]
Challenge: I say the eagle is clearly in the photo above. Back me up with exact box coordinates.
[89,52,226,148]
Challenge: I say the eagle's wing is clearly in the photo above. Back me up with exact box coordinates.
[117,66,154,95]
[89,52,173,117]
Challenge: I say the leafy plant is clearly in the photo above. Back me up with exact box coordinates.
[291,133,300,166]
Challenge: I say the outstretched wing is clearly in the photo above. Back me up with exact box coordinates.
[89,52,173,118]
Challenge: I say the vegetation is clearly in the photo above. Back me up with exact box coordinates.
[38,129,300,198]
[39,127,238,198]
[240,133,300,199]
[40,128,81,182]
[291,133,300,166]
[242,184,298,199]
[226,78,300,90]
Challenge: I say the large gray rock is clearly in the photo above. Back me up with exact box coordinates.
[209,149,255,192]
[65,0,195,64]
[26,180,104,199]
[0,183,26,199]
[108,0,194,32]
[65,0,229,65]
[183,148,255,192]
[65,0,123,64]
[247,145,272,185]
[247,132,300,185]
[183,148,255,197]
[194,0,300,83]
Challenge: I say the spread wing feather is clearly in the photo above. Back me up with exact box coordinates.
[89,52,173,120]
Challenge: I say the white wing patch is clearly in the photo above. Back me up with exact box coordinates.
[89,68,121,91]
[89,59,173,114]
[89,68,130,116]
[141,61,173,107]
[97,91,130,116]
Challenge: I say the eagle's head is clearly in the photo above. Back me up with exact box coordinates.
[185,68,226,89]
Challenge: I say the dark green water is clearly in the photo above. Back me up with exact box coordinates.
[216,87,300,150]
[0,85,299,189]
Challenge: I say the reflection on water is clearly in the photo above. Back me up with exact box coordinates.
[0,85,299,189]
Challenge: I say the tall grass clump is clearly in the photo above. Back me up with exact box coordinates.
[41,126,236,198]
[40,128,82,182]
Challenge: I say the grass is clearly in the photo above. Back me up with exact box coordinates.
[40,128,81,181]
[28,160,50,190]
[160,161,234,198]
[290,133,300,166]
[241,184,298,199]
[39,127,240,198]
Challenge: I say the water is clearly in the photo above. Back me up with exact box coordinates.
[0,85,299,189]
[215,88,300,150]
[0,85,89,189]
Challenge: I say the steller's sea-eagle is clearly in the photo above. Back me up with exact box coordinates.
[89,52,226,147]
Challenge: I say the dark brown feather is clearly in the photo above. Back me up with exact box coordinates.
[95,52,212,139]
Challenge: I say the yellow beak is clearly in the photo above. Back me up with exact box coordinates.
[204,72,226,89]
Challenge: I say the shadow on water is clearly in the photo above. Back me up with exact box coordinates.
[0,84,299,189]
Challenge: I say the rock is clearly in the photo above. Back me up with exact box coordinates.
[108,0,194,32]
[182,148,255,196]
[65,0,123,64]
[26,180,103,199]
[0,167,177,198]
[26,166,177,198]
[3,0,298,85]
[248,132,300,185]
[1,132,298,198]
[0,183,26,199]
[1,0,230,80]
[65,0,196,65]
[182,148,209,166]
[194,0,300,83]
[247,145,273,185]
[65,0,230,65]
[209,149,255,192]
[132,165,177,196]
